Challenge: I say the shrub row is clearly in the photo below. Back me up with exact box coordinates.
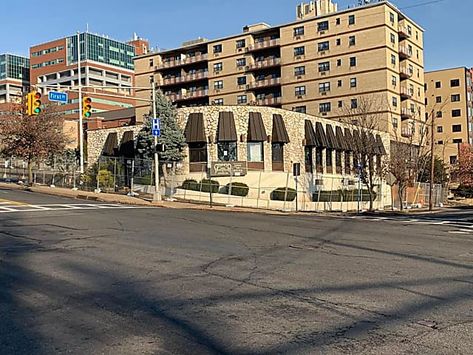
[180,179,250,196]
[313,190,376,202]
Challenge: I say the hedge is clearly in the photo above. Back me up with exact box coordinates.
[200,179,220,193]
[180,179,200,191]
[221,182,250,197]
[313,190,376,202]
[270,187,297,201]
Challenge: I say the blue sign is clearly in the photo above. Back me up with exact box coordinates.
[151,118,161,137]
[48,91,68,103]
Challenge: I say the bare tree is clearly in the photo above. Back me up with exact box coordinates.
[455,143,473,187]
[0,102,69,185]
[341,95,388,211]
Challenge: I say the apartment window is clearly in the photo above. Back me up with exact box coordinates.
[351,98,358,109]
[390,12,396,23]
[214,98,224,105]
[237,95,247,104]
[236,58,246,67]
[318,41,330,52]
[149,59,154,67]
[336,38,341,46]
[437,126,443,133]
[390,33,396,44]
[436,96,441,103]
[392,75,397,86]
[218,142,237,161]
[295,66,306,76]
[349,36,356,46]
[319,82,330,93]
[247,142,263,162]
[435,81,441,88]
[295,86,306,96]
[213,44,222,53]
[348,15,355,25]
[318,61,330,72]
[294,46,305,56]
[236,39,246,49]
[336,18,341,25]
[451,79,460,87]
[392,117,398,128]
[452,109,461,117]
[237,76,247,85]
[349,57,357,67]
[318,21,329,32]
[337,59,342,67]
[338,100,343,108]
[294,26,305,36]
[451,94,460,102]
[437,140,443,145]
[214,80,224,90]
[350,78,357,88]
[391,54,396,65]
[293,106,306,113]
[450,156,458,164]
[453,139,463,144]
[452,124,462,132]
[392,97,398,107]
[272,143,284,170]
[319,102,331,113]
[337,80,342,87]
[214,62,223,72]
[436,111,443,118]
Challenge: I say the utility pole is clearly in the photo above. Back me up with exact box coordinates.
[152,83,161,202]
[429,109,435,211]
[77,31,84,174]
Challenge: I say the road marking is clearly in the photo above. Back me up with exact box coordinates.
[0,203,144,214]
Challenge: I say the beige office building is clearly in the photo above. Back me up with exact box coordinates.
[135,0,425,141]
[425,67,473,165]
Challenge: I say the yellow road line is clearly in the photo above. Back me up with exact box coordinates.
[0,198,27,206]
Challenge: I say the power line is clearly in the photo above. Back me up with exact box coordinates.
[400,0,448,10]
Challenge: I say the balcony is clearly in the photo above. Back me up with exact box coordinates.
[168,89,209,102]
[400,86,414,99]
[401,127,413,138]
[161,71,208,86]
[256,96,282,106]
[398,26,411,39]
[400,66,413,79]
[401,107,415,119]
[247,39,280,52]
[248,77,281,89]
[158,54,208,69]
[247,58,281,71]
[399,46,412,59]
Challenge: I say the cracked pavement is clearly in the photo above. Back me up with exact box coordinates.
[1,187,473,354]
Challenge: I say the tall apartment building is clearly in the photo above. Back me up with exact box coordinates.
[425,67,473,165]
[0,54,30,106]
[135,0,425,141]
[29,32,142,119]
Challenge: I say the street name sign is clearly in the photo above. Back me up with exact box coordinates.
[48,91,68,104]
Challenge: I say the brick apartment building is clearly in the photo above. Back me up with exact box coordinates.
[425,67,473,165]
[134,0,425,143]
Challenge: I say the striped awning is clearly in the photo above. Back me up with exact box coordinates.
[184,113,206,143]
[325,124,340,150]
[247,112,267,141]
[315,122,328,148]
[119,131,135,158]
[102,132,118,156]
[217,112,237,142]
[335,126,349,151]
[304,120,317,146]
[272,114,290,143]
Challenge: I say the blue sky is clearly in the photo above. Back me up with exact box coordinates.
[1,0,469,71]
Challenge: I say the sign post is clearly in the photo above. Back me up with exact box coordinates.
[293,163,301,212]
[151,85,161,202]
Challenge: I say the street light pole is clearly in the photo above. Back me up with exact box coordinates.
[429,109,435,211]
[77,31,84,174]
[152,84,161,202]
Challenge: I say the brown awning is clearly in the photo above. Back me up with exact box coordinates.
[119,131,135,158]
[344,128,356,152]
[335,126,349,151]
[352,130,363,153]
[217,111,237,142]
[375,134,387,155]
[184,113,206,143]
[102,132,118,156]
[247,112,267,141]
[315,122,328,148]
[304,120,317,146]
[272,114,290,143]
[325,124,340,150]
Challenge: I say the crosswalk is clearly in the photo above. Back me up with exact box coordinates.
[0,202,141,214]
[345,215,473,234]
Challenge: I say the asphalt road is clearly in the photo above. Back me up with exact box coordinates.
[1,187,473,354]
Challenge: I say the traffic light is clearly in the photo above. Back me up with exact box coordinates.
[26,91,42,116]
[82,96,92,118]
